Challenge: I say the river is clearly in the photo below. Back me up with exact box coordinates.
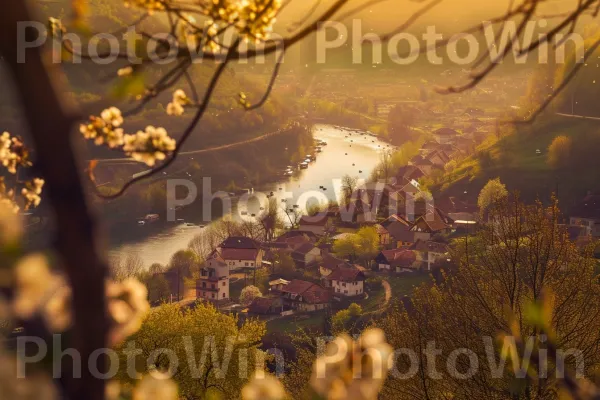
[108,124,394,266]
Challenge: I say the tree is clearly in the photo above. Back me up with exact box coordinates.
[167,250,197,300]
[340,175,359,206]
[374,149,394,182]
[272,250,297,278]
[477,178,508,213]
[239,285,262,306]
[347,303,363,317]
[547,135,573,169]
[118,302,267,400]
[259,197,284,242]
[110,254,145,281]
[3,0,600,397]
[145,273,171,304]
[331,303,363,334]
[333,226,380,266]
[377,196,600,399]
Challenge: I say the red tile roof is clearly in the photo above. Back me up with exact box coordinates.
[220,236,260,249]
[327,266,365,283]
[378,249,416,267]
[220,248,259,261]
[281,279,331,304]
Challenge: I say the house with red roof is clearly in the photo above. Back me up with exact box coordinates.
[432,127,460,144]
[569,193,600,237]
[410,240,450,271]
[410,212,451,241]
[280,279,331,312]
[217,236,264,271]
[196,252,230,302]
[298,215,332,236]
[327,266,365,297]
[375,249,417,272]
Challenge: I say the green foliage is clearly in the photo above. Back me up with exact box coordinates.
[333,226,380,265]
[272,250,297,279]
[240,285,262,306]
[377,198,600,399]
[547,135,572,169]
[347,302,363,317]
[117,302,267,399]
[477,178,508,212]
[145,273,171,304]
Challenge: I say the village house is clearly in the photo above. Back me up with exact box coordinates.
[425,150,450,168]
[291,242,322,268]
[247,296,284,316]
[392,176,420,195]
[432,127,460,144]
[569,193,600,237]
[268,278,290,293]
[410,155,435,175]
[218,236,264,271]
[196,252,230,302]
[453,136,477,154]
[298,215,333,236]
[410,240,450,271]
[381,214,416,248]
[319,251,349,278]
[421,140,441,153]
[375,248,417,272]
[279,279,331,312]
[409,209,452,241]
[396,165,426,182]
[374,224,390,246]
[327,266,366,297]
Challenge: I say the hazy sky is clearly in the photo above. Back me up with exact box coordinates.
[278,0,582,33]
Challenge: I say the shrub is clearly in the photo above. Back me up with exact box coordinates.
[547,135,572,169]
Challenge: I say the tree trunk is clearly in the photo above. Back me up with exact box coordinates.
[0,3,108,399]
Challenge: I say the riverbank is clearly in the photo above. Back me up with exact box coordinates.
[108,124,393,266]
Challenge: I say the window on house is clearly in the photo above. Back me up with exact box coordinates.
[222,281,226,287]
[222,293,225,298]
[202,282,206,288]
[212,293,215,299]
[211,284,215,289]
[245,262,248,266]
[344,290,348,294]
[342,282,346,287]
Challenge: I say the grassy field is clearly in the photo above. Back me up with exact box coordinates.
[264,273,432,333]
[435,114,600,210]
[266,309,329,333]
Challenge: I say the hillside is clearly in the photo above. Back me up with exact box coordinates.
[433,114,600,212]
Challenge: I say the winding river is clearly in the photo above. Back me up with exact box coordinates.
[108,124,394,266]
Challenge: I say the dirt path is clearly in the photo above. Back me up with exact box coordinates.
[381,279,391,307]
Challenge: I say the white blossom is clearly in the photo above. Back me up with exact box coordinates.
[123,126,176,166]
[107,278,150,344]
[241,371,286,400]
[310,328,393,400]
[166,89,189,116]
[80,107,125,149]
[21,178,44,209]
[166,101,184,116]
[0,199,22,245]
[12,253,71,332]
[133,372,178,400]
